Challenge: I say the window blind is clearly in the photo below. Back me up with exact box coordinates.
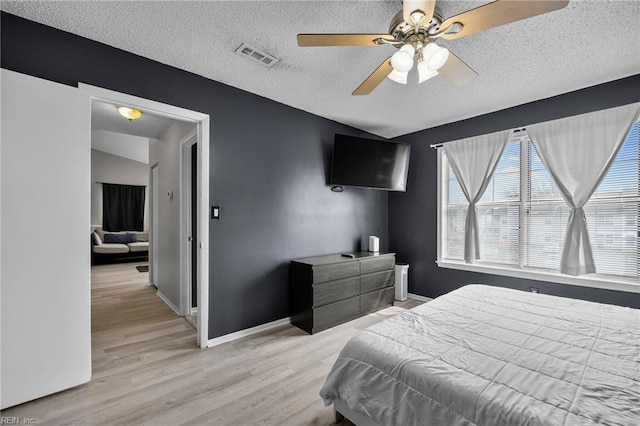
[526,142,567,270]
[477,142,521,265]
[584,122,639,279]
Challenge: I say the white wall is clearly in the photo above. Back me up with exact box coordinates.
[91,149,149,230]
[149,120,196,309]
[1,69,91,409]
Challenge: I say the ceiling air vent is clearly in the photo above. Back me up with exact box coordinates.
[235,43,280,68]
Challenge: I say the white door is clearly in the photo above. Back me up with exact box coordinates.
[151,165,160,286]
[1,69,91,409]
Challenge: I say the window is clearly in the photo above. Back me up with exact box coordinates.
[444,142,521,265]
[439,122,639,289]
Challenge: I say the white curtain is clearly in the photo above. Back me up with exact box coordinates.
[528,103,640,276]
[444,130,511,263]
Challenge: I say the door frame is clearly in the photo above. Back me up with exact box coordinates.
[150,162,160,287]
[79,83,210,348]
[179,129,198,317]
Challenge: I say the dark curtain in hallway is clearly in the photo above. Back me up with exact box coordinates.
[102,183,145,231]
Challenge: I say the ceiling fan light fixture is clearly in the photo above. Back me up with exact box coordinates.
[117,106,142,121]
[387,69,409,84]
[421,43,449,71]
[430,46,449,70]
[297,0,569,96]
[391,44,415,73]
[418,60,439,83]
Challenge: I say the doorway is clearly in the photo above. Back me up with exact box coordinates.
[80,83,210,348]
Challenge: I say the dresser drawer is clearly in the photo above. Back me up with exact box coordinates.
[313,261,360,283]
[313,277,360,307]
[313,296,360,329]
[361,287,394,314]
[360,255,395,275]
[360,270,394,294]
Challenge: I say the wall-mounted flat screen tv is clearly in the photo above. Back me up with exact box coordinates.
[330,134,411,191]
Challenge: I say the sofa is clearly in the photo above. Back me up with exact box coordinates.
[91,228,149,264]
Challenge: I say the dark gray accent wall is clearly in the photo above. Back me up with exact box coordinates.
[1,13,388,338]
[389,74,640,308]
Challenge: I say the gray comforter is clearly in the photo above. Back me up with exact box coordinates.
[320,284,640,425]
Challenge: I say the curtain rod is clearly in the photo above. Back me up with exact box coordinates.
[95,181,147,186]
[429,127,527,149]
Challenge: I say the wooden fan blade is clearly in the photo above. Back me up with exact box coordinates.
[403,0,436,26]
[352,57,394,96]
[297,34,395,47]
[439,52,478,87]
[441,0,569,40]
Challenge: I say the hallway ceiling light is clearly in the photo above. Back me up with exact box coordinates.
[117,106,143,121]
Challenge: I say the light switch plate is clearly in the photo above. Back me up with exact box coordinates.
[211,206,220,219]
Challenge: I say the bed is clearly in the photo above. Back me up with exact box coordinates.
[320,284,640,426]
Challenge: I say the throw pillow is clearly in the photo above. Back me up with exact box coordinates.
[104,233,137,244]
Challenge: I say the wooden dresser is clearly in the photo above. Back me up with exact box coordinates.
[290,252,395,334]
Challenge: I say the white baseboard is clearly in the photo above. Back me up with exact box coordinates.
[207,317,291,348]
[156,290,181,316]
[407,293,433,302]
[190,307,198,316]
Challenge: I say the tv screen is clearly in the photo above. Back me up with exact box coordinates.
[330,134,411,191]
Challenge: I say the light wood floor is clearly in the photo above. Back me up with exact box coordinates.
[1,261,423,425]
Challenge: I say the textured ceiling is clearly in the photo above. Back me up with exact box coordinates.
[92,100,173,139]
[3,1,639,138]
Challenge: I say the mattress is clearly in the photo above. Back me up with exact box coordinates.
[320,284,640,426]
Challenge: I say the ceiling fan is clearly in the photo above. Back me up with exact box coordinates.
[297,0,569,95]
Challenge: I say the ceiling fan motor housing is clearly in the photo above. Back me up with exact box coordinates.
[388,8,444,48]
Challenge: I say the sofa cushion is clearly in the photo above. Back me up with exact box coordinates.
[93,243,129,254]
[128,242,149,253]
[92,232,102,245]
[104,233,137,244]
[136,232,149,242]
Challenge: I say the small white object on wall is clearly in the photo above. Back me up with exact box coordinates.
[368,236,379,252]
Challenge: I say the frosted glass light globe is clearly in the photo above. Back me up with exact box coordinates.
[428,47,449,70]
[418,61,438,83]
[421,43,449,71]
[387,69,408,84]
[391,44,415,72]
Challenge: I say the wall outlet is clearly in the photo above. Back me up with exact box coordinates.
[530,287,540,293]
